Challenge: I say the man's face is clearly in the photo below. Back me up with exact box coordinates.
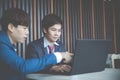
[44,24,62,43]
[9,25,29,44]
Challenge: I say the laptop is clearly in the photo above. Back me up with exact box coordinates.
[49,39,111,75]
[41,39,111,75]
[68,39,111,75]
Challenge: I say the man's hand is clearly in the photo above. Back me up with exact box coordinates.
[61,52,74,63]
[49,64,71,72]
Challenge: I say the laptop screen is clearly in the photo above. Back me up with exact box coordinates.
[70,39,111,75]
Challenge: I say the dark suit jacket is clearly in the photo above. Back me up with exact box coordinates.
[25,37,66,73]
[26,37,66,58]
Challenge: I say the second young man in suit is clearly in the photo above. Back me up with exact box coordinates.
[26,14,72,73]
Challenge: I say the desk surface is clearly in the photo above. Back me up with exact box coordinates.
[26,68,120,80]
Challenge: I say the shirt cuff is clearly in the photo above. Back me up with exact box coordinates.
[54,52,62,63]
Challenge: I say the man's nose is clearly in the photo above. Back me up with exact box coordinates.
[26,29,29,35]
[55,31,59,35]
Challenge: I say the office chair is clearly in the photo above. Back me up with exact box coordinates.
[111,54,120,68]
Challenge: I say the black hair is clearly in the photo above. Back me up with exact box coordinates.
[0,8,30,31]
[41,14,63,34]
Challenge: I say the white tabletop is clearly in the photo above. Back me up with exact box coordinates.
[26,68,120,80]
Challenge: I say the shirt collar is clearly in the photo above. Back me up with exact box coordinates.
[44,37,59,48]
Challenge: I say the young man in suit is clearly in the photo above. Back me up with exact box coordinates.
[26,14,72,73]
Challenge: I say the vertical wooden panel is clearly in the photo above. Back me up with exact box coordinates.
[33,0,37,40]
[91,0,95,39]
[66,0,70,51]
[50,0,53,13]
[13,0,16,8]
[103,0,107,40]
[80,0,83,39]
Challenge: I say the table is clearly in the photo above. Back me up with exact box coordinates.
[26,68,120,80]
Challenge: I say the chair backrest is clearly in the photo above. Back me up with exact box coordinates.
[111,54,120,68]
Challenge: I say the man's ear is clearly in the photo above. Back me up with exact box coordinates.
[8,23,15,32]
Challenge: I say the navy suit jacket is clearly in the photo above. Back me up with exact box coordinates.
[26,37,66,58]
[26,37,66,73]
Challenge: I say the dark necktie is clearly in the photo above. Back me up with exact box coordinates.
[48,45,54,54]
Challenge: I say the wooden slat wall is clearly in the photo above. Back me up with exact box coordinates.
[0,0,120,58]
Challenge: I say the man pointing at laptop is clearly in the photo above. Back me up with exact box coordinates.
[0,8,73,80]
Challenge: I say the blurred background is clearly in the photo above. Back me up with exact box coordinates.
[0,0,120,60]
